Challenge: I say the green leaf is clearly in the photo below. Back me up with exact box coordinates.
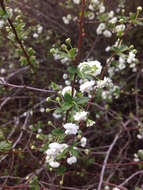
[75,97,89,104]
[0,141,12,152]
[52,128,64,136]
[67,66,77,74]
[51,82,60,90]
[69,48,77,58]
[70,148,79,157]
[20,56,27,66]
[61,102,72,111]
[64,93,73,103]
[119,45,129,53]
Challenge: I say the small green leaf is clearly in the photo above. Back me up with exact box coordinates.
[69,48,77,58]
[64,93,73,103]
[67,66,77,74]
[0,141,12,152]
[52,129,64,136]
[75,97,89,104]
[61,102,72,111]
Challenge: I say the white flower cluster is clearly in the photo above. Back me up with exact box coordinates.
[61,86,76,97]
[45,142,68,168]
[78,60,102,77]
[33,25,43,38]
[102,85,120,100]
[80,80,95,93]
[80,137,87,147]
[96,77,113,89]
[63,123,79,135]
[73,111,88,121]
[67,156,77,165]
[104,186,121,190]
[87,119,96,127]
[89,0,105,14]
[62,14,72,25]
[73,0,80,4]
[137,127,143,140]
[133,149,143,162]
[115,24,126,33]
[78,60,102,94]
[96,23,112,38]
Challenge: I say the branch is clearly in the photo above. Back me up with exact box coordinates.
[97,131,121,190]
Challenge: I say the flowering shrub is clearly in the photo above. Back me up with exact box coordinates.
[0,0,143,190]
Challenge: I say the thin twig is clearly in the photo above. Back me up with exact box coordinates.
[97,131,121,190]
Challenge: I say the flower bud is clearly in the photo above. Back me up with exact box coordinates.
[46,108,51,112]
[56,97,60,102]
[65,38,71,45]
[137,6,142,12]
[61,44,67,51]
[46,97,51,102]
[48,121,52,125]
[50,48,56,54]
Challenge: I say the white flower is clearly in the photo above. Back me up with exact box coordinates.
[52,111,62,119]
[62,16,70,25]
[112,188,120,190]
[62,14,72,25]
[89,4,94,11]
[63,123,79,135]
[65,80,71,86]
[127,51,136,63]
[87,119,96,127]
[49,142,61,150]
[40,108,45,113]
[80,137,87,147]
[104,185,110,190]
[118,62,125,70]
[73,0,80,4]
[109,17,117,24]
[45,142,68,167]
[78,60,102,77]
[96,77,112,88]
[38,129,42,133]
[103,30,112,38]
[0,20,5,28]
[115,24,125,33]
[49,161,60,168]
[133,158,140,162]
[62,86,76,96]
[137,134,142,139]
[33,33,39,38]
[119,55,125,64]
[37,25,43,34]
[91,0,99,4]
[80,80,95,93]
[0,68,6,74]
[67,156,77,165]
[99,3,105,13]
[73,111,88,121]
[105,46,111,52]
[102,91,112,100]
[96,23,106,34]
[108,11,114,18]
[108,67,114,77]
[63,73,68,80]
[88,12,95,20]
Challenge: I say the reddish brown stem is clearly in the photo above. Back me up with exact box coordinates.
[65,0,85,123]
[0,0,35,71]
